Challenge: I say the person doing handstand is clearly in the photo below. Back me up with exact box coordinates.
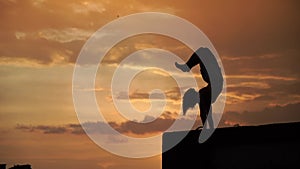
[175,47,223,128]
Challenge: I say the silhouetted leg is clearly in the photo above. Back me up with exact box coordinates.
[175,52,201,72]
[186,52,201,69]
[175,52,211,83]
[199,85,212,127]
[206,107,214,129]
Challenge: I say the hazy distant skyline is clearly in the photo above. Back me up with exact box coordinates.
[1,0,299,169]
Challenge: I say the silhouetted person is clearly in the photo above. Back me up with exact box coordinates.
[176,47,223,128]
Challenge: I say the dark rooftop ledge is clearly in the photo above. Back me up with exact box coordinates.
[162,122,300,169]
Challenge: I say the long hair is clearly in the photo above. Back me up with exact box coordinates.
[182,88,199,115]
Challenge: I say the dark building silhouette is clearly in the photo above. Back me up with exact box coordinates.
[0,164,6,169]
[8,165,31,169]
[163,122,300,169]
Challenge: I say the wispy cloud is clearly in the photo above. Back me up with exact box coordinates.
[14,31,27,40]
[71,1,106,14]
[0,56,45,67]
[226,92,262,104]
[226,75,297,81]
[39,28,90,43]
[31,0,46,8]
[115,87,181,102]
[222,54,279,61]
[227,82,270,89]
[16,28,93,43]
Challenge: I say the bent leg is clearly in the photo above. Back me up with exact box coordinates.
[186,52,201,69]
[175,51,202,72]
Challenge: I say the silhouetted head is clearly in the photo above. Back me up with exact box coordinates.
[182,88,200,115]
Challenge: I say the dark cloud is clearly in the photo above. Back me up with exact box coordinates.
[116,87,181,101]
[16,103,300,136]
[15,124,33,131]
[116,114,174,134]
[221,102,300,126]
[226,80,300,105]
[16,124,67,134]
[68,123,85,135]
[226,80,300,95]
[77,111,179,135]
[15,111,201,135]
[15,122,120,135]
[269,81,300,95]
[165,87,182,101]
[36,125,67,134]
[81,121,121,135]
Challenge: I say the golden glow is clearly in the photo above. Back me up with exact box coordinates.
[0,0,299,169]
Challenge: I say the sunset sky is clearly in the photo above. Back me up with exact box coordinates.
[1,0,300,168]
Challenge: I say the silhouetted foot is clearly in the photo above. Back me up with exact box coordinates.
[175,62,190,72]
